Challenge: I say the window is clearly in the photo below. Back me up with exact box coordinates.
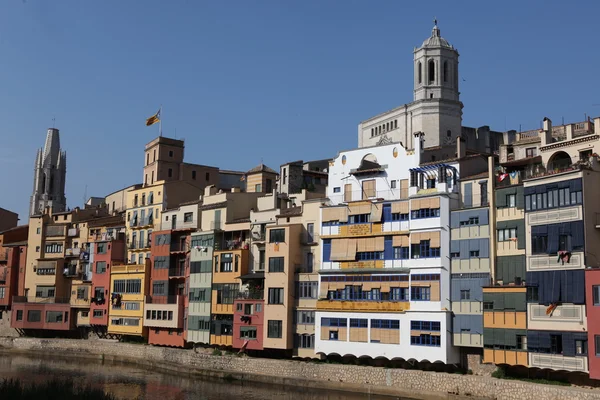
[411,240,440,259]
[169,150,173,157]
[390,180,397,189]
[593,285,600,306]
[480,181,488,205]
[27,310,42,322]
[517,335,527,350]
[507,194,516,208]
[16,310,23,321]
[443,61,448,82]
[497,228,517,242]
[236,303,243,312]
[184,212,193,222]
[192,170,197,180]
[305,252,314,273]
[282,168,286,184]
[428,59,435,83]
[296,310,315,325]
[240,327,257,340]
[393,247,410,260]
[97,242,107,254]
[205,172,210,181]
[411,208,440,219]
[168,168,173,178]
[267,320,283,338]
[94,287,105,301]
[362,179,376,198]
[333,187,341,193]
[93,310,103,318]
[268,288,283,304]
[0,287,4,299]
[269,229,285,243]
[152,281,166,295]
[411,287,431,301]
[418,62,422,83]
[297,282,317,299]
[410,320,441,331]
[307,223,314,242]
[266,179,272,193]
[35,286,55,298]
[550,334,563,354]
[220,253,233,272]
[460,290,470,300]
[426,178,436,189]
[125,302,140,311]
[295,334,315,349]
[113,279,142,294]
[576,340,587,355]
[268,257,285,272]
[44,243,63,254]
[469,250,480,257]
[459,217,479,226]
[596,336,600,357]
[526,148,536,158]
[411,334,441,347]
[255,184,262,192]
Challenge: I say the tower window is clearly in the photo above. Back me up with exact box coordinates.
[153,150,156,162]
[169,150,173,158]
[428,59,435,83]
[168,168,173,178]
[205,172,210,181]
[447,130,451,137]
[418,62,422,84]
[443,61,448,82]
[430,93,434,99]
[146,153,149,166]
[192,170,196,180]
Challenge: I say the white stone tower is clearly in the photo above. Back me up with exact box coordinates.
[412,20,463,147]
[29,128,67,216]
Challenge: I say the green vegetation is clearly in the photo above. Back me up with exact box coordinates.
[0,378,118,400]
[491,367,570,386]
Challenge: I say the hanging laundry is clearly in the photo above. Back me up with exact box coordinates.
[557,251,572,265]
[497,173,508,182]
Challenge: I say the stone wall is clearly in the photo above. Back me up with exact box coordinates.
[467,353,496,377]
[0,311,18,338]
[1,337,600,400]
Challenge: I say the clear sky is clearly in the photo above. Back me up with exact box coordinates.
[1,0,599,221]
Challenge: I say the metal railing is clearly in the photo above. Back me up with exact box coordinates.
[252,262,265,272]
[168,219,198,230]
[328,189,403,205]
[302,233,319,244]
[13,296,70,304]
[170,243,188,252]
[251,231,266,241]
[236,290,264,300]
[168,266,186,277]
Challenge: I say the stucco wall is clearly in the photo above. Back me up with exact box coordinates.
[1,338,600,400]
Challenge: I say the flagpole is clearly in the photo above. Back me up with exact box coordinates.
[159,105,163,137]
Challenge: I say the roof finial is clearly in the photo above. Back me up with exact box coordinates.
[432,17,440,37]
[434,17,437,27]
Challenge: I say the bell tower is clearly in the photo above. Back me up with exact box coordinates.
[414,19,460,102]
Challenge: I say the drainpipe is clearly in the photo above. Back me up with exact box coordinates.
[488,155,496,284]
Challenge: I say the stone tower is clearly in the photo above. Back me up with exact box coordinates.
[412,20,463,147]
[29,128,67,216]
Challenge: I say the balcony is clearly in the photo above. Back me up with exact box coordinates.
[316,300,409,312]
[328,189,403,205]
[302,233,319,245]
[168,266,186,278]
[236,290,264,300]
[63,264,81,278]
[111,263,146,274]
[146,295,181,304]
[65,247,81,257]
[529,353,588,373]
[251,230,266,242]
[496,171,522,188]
[13,296,70,304]
[170,242,188,253]
[169,219,198,231]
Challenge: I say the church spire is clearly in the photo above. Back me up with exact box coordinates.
[30,127,67,216]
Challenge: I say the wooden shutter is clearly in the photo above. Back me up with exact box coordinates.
[344,184,353,202]
[362,180,376,199]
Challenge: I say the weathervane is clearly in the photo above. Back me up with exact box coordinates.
[434,17,438,26]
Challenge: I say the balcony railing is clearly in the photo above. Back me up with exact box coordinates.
[170,243,188,252]
[65,247,81,257]
[63,265,81,277]
[236,290,264,300]
[168,266,186,277]
[128,242,137,250]
[252,262,265,272]
[146,295,182,304]
[13,296,70,304]
[497,171,522,188]
[302,233,319,244]
[328,189,407,205]
[169,219,198,230]
[524,164,580,180]
[251,231,266,241]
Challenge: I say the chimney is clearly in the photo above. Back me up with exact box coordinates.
[541,117,552,146]
[456,136,466,159]
[566,124,573,141]
[594,117,600,135]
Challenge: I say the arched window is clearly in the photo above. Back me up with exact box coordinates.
[443,61,448,82]
[418,62,422,84]
[447,130,452,137]
[428,60,435,83]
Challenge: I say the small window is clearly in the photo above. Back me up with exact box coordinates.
[526,148,536,158]
[593,285,600,306]
[255,184,262,192]
[469,250,479,257]
[192,170,197,180]
[168,168,173,178]
[184,212,193,222]
[460,290,470,300]
[576,340,587,355]
[517,335,527,350]
[205,172,210,181]
[169,150,173,157]
[269,229,285,243]
[333,187,341,193]
[390,180,397,189]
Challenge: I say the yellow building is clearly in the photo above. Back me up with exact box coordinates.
[107,261,150,337]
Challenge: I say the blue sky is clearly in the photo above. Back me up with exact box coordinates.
[1,1,599,221]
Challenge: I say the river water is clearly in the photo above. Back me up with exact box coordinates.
[0,352,414,400]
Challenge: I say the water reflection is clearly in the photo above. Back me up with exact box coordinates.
[0,352,406,400]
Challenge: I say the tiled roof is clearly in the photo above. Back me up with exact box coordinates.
[247,163,278,175]
[277,206,302,218]
[199,201,228,211]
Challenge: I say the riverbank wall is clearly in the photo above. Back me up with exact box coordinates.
[1,337,599,400]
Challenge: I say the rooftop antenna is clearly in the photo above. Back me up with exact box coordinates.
[83,184,87,204]
[52,116,56,128]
